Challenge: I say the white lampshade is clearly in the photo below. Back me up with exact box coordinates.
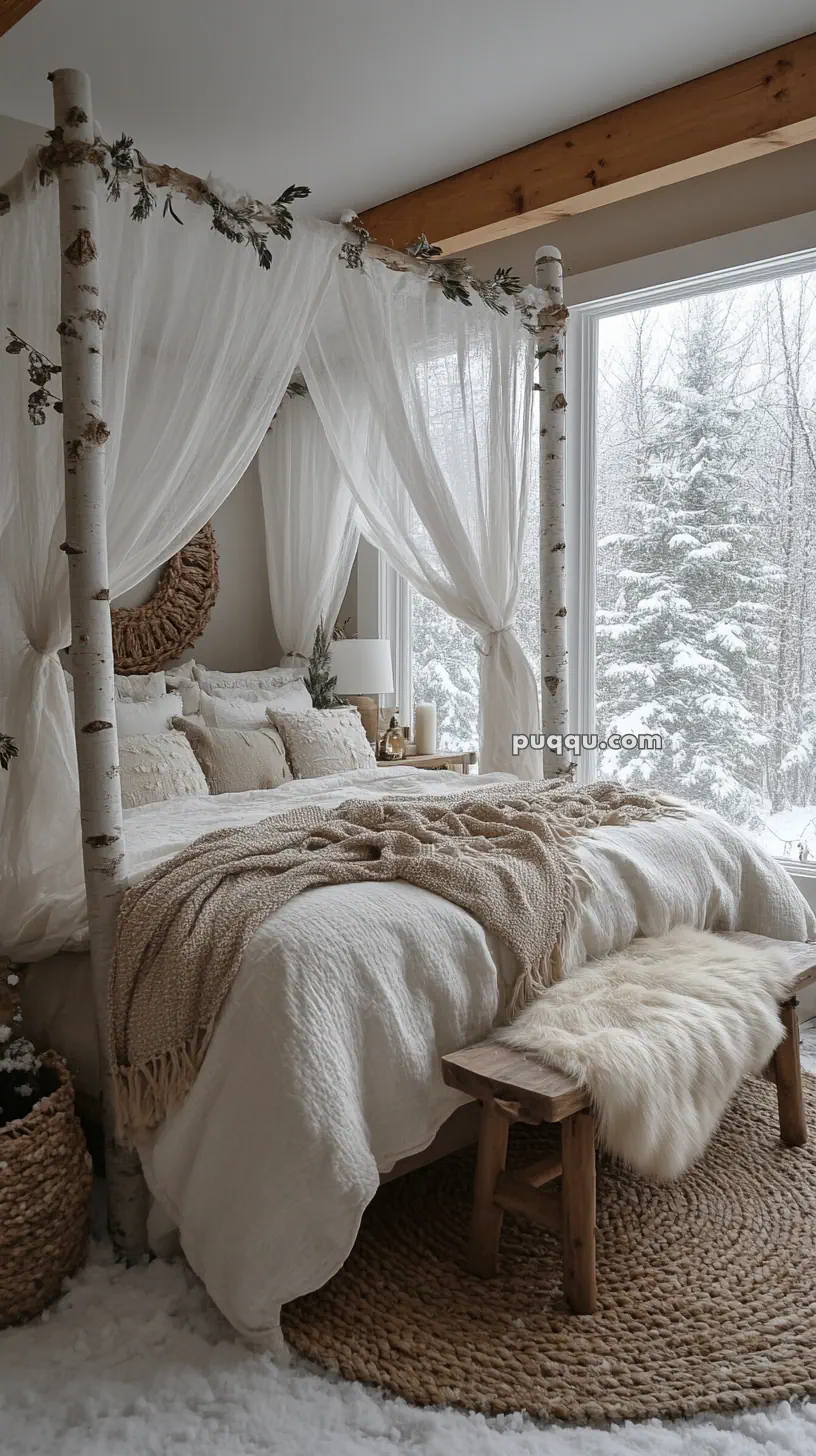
[330,638,394,696]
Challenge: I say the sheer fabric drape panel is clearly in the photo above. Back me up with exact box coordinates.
[303,264,542,776]
[0,168,337,959]
[258,392,358,661]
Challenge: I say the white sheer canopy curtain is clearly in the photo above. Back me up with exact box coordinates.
[0,160,338,960]
[258,391,358,662]
[303,262,542,776]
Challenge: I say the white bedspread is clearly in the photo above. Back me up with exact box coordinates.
[118,768,815,1343]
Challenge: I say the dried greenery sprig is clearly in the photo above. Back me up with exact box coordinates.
[405,234,443,262]
[37,127,311,272]
[405,233,525,314]
[98,134,311,269]
[426,252,525,315]
[4,329,63,424]
[404,232,526,316]
[339,211,371,272]
[0,733,17,771]
[268,375,309,430]
[340,216,525,314]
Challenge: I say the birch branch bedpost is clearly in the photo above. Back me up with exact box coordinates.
[51,68,149,1260]
[535,245,571,777]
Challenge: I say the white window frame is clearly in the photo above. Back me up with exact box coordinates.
[564,208,816,908]
[356,538,412,723]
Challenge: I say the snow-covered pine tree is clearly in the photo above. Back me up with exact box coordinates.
[596,301,773,822]
[411,590,480,752]
[758,277,816,816]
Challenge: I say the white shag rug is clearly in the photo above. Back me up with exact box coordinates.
[1,1219,814,1454]
[3,1037,816,1456]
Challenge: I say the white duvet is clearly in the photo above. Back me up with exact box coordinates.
[118,768,814,1343]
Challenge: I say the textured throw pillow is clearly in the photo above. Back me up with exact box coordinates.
[118,731,209,808]
[199,682,311,728]
[115,692,184,737]
[193,665,305,691]
[268,706,376,779]
[173,719,292,794]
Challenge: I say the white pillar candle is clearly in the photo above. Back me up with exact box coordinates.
[414,702,437,755]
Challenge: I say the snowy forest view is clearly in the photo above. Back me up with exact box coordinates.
[596,272,816,861]
[411,266,816,862]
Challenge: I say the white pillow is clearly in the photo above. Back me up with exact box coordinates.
[268,706,376,779]
[115,692,184,737]
[165,660,200,715]
[118,732,209,808]
[194,665,305,690]
[199,692,270,729]
[64,668,166,701]
[114,671,166,701]
[164,660,196,688]
[206,680,312,707]
[199,682,311,728]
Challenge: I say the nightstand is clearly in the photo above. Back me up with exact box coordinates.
[376,751,477,774]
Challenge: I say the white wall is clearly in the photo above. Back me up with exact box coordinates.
[113,459,282,671]
[0,112,41,177]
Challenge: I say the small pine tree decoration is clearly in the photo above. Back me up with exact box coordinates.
[305,618,340,709]
[0,738,50,1127]
[0,960,50,1128]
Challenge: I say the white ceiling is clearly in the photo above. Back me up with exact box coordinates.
[1,0,814,222]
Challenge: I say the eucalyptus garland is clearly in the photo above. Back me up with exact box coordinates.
[102,134,310,269]
[36,126,311,272]
[339,214,531,320]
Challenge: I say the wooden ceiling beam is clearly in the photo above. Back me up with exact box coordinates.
[359,32,816,255]
[0,0,41,38]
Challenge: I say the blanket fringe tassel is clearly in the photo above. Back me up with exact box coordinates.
[112,1014,220,1144]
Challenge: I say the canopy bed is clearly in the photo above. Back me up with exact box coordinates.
[1,71,814,1346]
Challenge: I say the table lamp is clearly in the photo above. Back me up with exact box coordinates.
[329,638,394,745]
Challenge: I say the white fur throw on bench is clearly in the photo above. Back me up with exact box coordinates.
[497,926,797,1180]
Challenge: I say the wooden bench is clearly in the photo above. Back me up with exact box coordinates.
[441,933,816,1316]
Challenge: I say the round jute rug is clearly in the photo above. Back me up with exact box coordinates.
[281,1075,816,1425]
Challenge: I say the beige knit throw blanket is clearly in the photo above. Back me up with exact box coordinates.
[110,779,680,1139]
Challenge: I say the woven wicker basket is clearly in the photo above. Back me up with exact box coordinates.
[0,1052,93,1327]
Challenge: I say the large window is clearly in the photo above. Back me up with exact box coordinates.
[400,233,816,877]
[574,247,816,866]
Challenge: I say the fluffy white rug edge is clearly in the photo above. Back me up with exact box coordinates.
[1,1227,815,1456]
[2,1038,815,1456]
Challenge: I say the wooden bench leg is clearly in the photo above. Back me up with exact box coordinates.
[774,997,807,1148]
[561,1108,597,1314]
[466,1097,509,1278]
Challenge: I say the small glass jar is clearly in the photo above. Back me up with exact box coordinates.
[379,713,405,760]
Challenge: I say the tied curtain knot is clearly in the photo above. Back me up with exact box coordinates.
[476,622,518,657]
